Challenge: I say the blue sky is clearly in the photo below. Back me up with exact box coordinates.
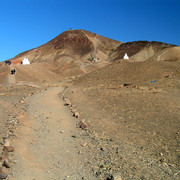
[0,0,180,61]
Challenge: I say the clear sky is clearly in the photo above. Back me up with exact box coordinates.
[0,0,180,61]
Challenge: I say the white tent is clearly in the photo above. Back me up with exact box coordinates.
[22,58,30,65]
[123,53,129,60]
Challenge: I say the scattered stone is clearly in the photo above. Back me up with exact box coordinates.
[64,99,71,106]
[113,173,122,180]
[60,130,64,133]
[0,154,8,161]
[71,135,77,138]
[13,160,17,164]
[95,171,101,177]
[20,100,25,104]
[3,140,10,147]
[0,172,7,179]
[140,176,145,180]
[78,151,82,154]
[105,173,114,180]
[79,120,88,129]
[74,111,80,118]
[123,83,131,87]
[71,108,77,113]
[3,146,14,152]
[0,168,7,179]
[3,159,10,168]
[81,143,87,147]
[2,148,8,158]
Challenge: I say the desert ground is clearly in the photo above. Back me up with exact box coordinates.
[0,30,179,180]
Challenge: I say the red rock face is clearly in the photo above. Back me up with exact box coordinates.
[11,58,22,64]
[11,29,121,64]
[45,30,93,56]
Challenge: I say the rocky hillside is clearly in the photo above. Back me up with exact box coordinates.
[1,30,180,85]
[109,41,180,62]
[2,30,120,81]
[12,30,121,64]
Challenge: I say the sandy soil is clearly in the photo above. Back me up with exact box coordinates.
[4,87,96,180]
[63,60,180,179]
[0,59,179,180]
[0,41,179,179]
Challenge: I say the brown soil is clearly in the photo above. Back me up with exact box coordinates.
[0,30,180,180]
[64,60,180,179]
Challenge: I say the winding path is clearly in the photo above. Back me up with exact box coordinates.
[11,87,93,180]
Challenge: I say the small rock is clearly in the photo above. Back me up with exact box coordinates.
[64,99,71,106]
[3,159,10,168]
[74,112,80,118]
[0,172,7,179]
[13,160,17,164]
[3,140,10,147]
[71,108,77,115]
[20,100,25,104]
[0,168,7,179]
[81,143,87,147]
[105,174,114,180]
[0,154,8,161]
[3,146,14,152]
[60,130,64,133]
[2,148,8,157]
[71,107,77,113]
[78,151,82,154]
[71,135,77,138]
[114,176,122,180]
[79,120,88,129]
[113,172,122,180]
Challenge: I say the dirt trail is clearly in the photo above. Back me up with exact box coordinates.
[7,65,16,84]
[10,87,94,180]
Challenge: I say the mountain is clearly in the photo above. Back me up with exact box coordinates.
[0,30,122,84]
[1,30,180,85]
[109,41,180,62]
[11,30,121,77]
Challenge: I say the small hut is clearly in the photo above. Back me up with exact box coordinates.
[123,53,129,60]
[21,58,30,65]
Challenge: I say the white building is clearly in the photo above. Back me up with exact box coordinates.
[22,58,30,65]
[123,53,129,60]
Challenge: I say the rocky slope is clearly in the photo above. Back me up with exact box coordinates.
[1,30,180,85]
[64,58,180,179]
[0,30,180,179]
[109,41,180,62]
[10,30,121,78]
[13,30,121,62]
[0,30,122,84]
